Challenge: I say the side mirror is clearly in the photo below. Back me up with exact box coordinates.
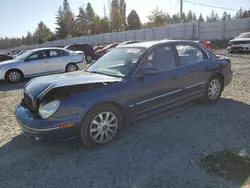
[24,58,30,62]
[141,66,159,76]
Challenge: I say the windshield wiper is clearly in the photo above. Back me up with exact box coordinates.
[88,70,123,78]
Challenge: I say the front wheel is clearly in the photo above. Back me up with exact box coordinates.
[203,76,223,105]
[6,70,23,83]
[80,103,123,149]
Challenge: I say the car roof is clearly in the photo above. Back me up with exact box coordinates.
[29,47,66,52]
[116,39,198,49]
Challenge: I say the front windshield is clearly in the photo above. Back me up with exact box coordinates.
[87,47,145,77]
[14,50,32,60]
[237,33,250,38]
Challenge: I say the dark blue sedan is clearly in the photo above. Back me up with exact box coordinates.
[15,40,233,148]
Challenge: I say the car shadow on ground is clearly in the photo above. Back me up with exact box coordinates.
[0,79,29,91]
[1,98,250,187]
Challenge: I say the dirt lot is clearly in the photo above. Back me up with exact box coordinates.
[1,50,250,188]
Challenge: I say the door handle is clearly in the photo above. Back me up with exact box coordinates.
[170,75,177,80]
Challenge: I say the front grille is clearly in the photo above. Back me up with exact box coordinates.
[23,92,34,110]
[231,41,250,45]
[232,46,244,50]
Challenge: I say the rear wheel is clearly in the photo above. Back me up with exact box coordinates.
[66,63,78,72]
[80,103,123,149]
[6,70,23,83]
[203,76,223,105]
[86,55,93,63]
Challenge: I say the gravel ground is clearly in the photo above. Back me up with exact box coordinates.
[1,50,250,188]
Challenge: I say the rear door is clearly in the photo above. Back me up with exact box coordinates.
[22,50,50,76]
[173,43,212,95]
[130,44,183,115]
[46,49,69,73]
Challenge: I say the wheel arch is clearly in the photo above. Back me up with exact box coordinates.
[5,68,24,80]
[81,100,126,129]
[65,62,79,71]
[211,72,224,90]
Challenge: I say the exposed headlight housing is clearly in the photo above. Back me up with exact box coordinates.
[39,100,60,119]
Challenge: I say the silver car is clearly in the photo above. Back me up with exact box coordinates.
[0,47,86,83]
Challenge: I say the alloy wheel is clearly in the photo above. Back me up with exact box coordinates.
[89,112,118,143]
[67,64,77,72]
[208,79,221,100]
[8,71,21,82]
[86,56,92,62]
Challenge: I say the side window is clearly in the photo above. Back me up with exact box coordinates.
[49,50,60,57]
[175,44,206,66]
[61,50,69,56]
[141,45,176,71]
[28,51,45,60]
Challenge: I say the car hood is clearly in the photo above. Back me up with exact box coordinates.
[25,71,122,99]
[230,38,250,42]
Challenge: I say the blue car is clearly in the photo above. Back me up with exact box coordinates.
[15,40,233,148]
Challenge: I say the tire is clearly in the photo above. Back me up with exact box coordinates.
[80,103,123,149]
[85,55,93,63]
[65,63,78,72]
[202,76,223,105]
[5,70,23,83]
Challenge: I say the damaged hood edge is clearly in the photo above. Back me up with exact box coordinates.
[24,71,122,100]
[37,79,120,100]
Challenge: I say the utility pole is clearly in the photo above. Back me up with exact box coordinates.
[180,0,183,22]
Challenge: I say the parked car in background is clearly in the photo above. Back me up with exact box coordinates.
[0,54,13,62]
[95,43,119,59]
[195,40,212,49]
[116,40,142,47]
[93,45,104,53]
[227,32,250,53]
[13,50,27,58]
[0,47,85,83]
[64,43,95,63]
[15,40,232,148]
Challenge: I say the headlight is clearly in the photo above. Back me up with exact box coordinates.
[39,100,60,119]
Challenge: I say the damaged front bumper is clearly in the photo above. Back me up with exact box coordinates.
[15,104,82,141]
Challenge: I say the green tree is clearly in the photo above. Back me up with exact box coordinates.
[208,10,220,22]
[26,32,33,45]
[236,7,243,18]
[198,13,204,22]
[221,11,228,20]
[110,0,121,31]
[35,21,53,44]
[110,0,126,31]
[182,12,187,22]
[187,10,193,22]
[192,13,197,22]
[119,0,127,30]
[55,0,74,39]
[172,13,181,23]
[94,16,110,34]
[86,3,95,35]
[55,6,67,38]
[147,6,168,27]
[227,14,232,20]
[75,7,87,36]
[127,10,141,30]
[206,15,210,22]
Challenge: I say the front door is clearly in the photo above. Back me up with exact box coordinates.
[129,44,183,115]
[22,50,50,77]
